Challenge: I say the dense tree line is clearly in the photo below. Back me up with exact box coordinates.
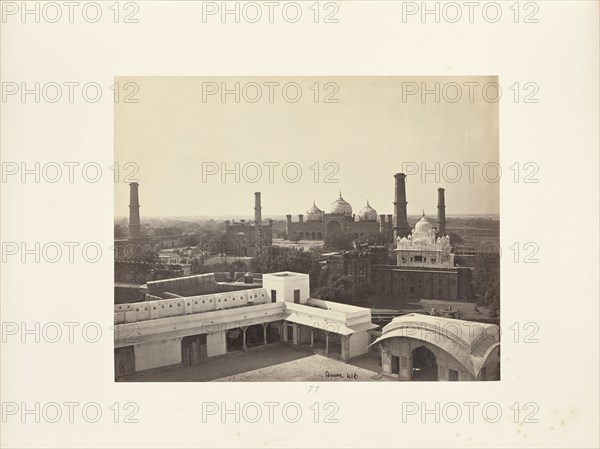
[114,224,128,239]
[471,252,500,314]
[324,230,389,251]
[312,267,373,306]
[123,249,160,264]
[250,247,317,277]
[248,247,372,304]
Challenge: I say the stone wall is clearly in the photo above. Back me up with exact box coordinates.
[146,273,218,297]
[286,220,382,240]
[373,266,462,301]
[114,288,271,324]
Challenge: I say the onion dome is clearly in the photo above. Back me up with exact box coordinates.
[357,200,378,221]
[306,200,324,221]
[328,191,353,216]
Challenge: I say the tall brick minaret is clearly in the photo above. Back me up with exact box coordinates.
[128,182,141,239]
[254,192,262,250]
[393,173,411,239]
[437,187,447,236]
[254,192,262,226]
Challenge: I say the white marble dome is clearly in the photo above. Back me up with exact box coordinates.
[414,212,433,234]
[357,201,378,221]
[329,193,353,216]
[306,201,324,221]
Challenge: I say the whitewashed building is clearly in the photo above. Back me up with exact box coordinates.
[395,212,455,268]
[371,313,500,381]
[114,271,377,378]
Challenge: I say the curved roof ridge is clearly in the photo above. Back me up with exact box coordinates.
[383,320,472,351]
[374,314,500,377]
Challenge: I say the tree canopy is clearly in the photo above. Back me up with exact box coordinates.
[471,252,500,312]
[250,247,314,274]
[324,231,354,251]
[124,249,160,264]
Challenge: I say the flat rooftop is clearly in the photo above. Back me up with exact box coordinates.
[119,344,388,382]
[307,298,369,313]
[266,271,307,277]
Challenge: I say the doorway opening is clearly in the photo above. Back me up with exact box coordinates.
[411,345,438,381]
[181,334,207,366]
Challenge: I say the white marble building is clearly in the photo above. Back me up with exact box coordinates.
[395,212,455,268]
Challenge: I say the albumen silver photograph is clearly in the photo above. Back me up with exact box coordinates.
[113,76,500,383]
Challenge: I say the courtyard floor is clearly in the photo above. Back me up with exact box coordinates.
[122,344,388,382]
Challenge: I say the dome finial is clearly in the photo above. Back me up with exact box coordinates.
[339,189,342,197]
[422,209,425,217]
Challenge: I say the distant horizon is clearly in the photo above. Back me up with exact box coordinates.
[115,213,500,221]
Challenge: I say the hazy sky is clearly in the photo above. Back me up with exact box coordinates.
[115,76,498,220]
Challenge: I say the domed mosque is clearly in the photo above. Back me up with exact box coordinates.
[286,190,392,241]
